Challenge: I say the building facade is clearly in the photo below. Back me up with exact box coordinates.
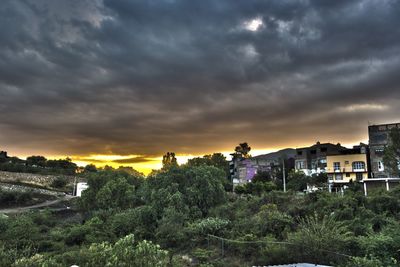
[295,142,346,176]
[368,122,400,178]
[326,144,368,191]
[230,149,295,186]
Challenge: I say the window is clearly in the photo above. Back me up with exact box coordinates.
[238,168,247,179]
[310,150,316,155]
[378,161,384,171]
[297,151,303,156]
[352,161,365,170]
[356,173,363,180]
[311,160,318,169]
[296,161,305,169]
[333,162,341,171]
[346,173,351,177]
[320,147,327,152]
[335,174,342,180]
[345,161,349,164]
[375,147,384,156]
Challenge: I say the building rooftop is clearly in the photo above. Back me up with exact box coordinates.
[296,142,345,151]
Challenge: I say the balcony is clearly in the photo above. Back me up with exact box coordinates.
[326,167,366,173]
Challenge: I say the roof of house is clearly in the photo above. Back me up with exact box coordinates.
[296,142,345,151]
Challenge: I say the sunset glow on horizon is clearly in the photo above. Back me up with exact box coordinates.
[8,139,368,175]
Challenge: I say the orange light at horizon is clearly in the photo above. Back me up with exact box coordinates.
[5,140,369,175]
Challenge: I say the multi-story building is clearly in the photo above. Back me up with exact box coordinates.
[368,122,400,178]
[326,144,369,191]
[230,149,295,185]
[295,142,346,176]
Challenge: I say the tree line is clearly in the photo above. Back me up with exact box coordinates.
[0,153,399,266]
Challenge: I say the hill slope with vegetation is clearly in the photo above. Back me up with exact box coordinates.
[1,158,400,266]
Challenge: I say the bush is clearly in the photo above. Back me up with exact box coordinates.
[50,177,68,189]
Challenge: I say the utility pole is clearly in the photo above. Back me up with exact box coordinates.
[282,158,286,192]
[73,176,77,196]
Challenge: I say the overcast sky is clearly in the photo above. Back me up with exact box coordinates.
[1,0,400,165]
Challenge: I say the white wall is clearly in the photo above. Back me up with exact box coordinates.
[76,182,88,197]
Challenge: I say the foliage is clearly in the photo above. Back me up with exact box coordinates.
[0,189,34,207]
[50,177,68,188]
[288,214,352,264]
[340,255,398,267]
[3,160,400,266]
[26,156,47,168]
[234,181,277,195]
[110,206,157,240]
[287,170,310,191]
[187,153,228,169]
[162,152,178,170]
[188,217,230,239]
[79,170,143,210]
[234,142,251,158]
[14,235,169,267]
[0,155,77,175]
[383,128,400,177]
[145,165,226,217]
[84,164,97,173]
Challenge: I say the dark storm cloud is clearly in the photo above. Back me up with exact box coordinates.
[113,157,152,164]
[1,0,400,157]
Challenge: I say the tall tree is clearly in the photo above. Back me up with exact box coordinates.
[26,156,47,167]
[234,142,251,158]
[162,152,178,169]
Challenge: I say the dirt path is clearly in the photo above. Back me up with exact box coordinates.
[0,195,76,214]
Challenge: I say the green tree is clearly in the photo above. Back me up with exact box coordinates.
[156,207,187,263]
[84,164,97,173]
[50,177,68,188]
[79,170,142,210]
[162,152,178,170]
[288,214,352,264]
[26,156,47,168]
[15,235,169,267]
[111,206,157,240]
[383,128,400,177]
[145,165,226,218]
[46,158,77,175]
[287,170,310,192]
[234,142,251,158]
[188,153,229,172]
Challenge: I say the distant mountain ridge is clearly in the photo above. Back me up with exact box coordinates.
[252,148,296,160]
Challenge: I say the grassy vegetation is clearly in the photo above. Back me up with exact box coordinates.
[0,189,57,209]
[0,166,400,266]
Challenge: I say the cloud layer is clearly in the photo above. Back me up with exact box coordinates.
[1,0,400,158]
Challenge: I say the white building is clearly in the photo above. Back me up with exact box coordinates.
[76,182,88,197]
